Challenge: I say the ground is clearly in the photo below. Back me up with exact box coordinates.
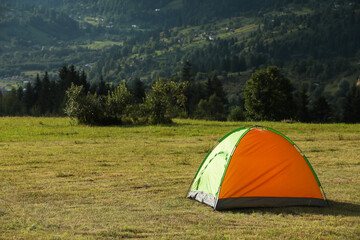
[0,117,359,239]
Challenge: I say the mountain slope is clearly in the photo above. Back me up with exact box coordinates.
[1,0,359,113]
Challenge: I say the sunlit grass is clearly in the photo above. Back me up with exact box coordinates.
[81,40,123,50]
[0,117,359,239]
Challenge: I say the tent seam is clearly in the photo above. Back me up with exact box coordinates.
[213,128,252,210]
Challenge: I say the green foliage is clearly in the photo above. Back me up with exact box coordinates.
[310,96,334,123]
[343,83,360,123]
[105,82,133,123]
[244,66,294,121]
[144,80,188,124]
[64,79,187,125]
[0,66,91,117]
[64,84,106,125]
[195,94,227,121]
[128,78,146,104]
[1,88,23,116]
[2,1,360,123]
[64,84,83,121]
[294,84,310,122]
[228,106,245,121]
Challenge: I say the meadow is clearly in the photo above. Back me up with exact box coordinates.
[0,117,359,239]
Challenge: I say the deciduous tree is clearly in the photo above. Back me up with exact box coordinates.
[243,66,294,121]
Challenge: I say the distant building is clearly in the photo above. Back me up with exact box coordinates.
[208,35,216,41]
[84,63,95,71]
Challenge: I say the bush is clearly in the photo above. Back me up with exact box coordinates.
[105,82,133,124]
[65,80,188,125]
[145,80,187,124]
[228,106,245,121]
[195,94,227,121]
[64,84,106,125]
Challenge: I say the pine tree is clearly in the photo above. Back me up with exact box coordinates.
[23,82,35,115]
[294,84,310,122]
[206,74,227,106]
[38,72,51,114]
[98,76,109,96]
[181,61,192,82]
[181,61,200,116]
[79,70,90,93]
[59,65,69,91]
[310,96,333,123]
[3,88,22,115]
[343,83,360,123]
[0,91,3,116]
[130,78,146,104]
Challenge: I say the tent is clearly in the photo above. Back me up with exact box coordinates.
[187,126,326,210]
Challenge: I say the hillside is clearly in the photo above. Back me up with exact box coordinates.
[1,0,360,112]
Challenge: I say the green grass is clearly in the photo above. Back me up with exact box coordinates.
[83,17,100,26]
[0,117,359,239]
[80,40,123,50]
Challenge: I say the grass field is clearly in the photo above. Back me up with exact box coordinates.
[0,117,359,239]
[80,41,123,50]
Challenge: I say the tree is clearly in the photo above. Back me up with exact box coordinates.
[3,88,22,115]
[206,74,227,106]
[0,91,3,116]
[195,94,227,121]
[228,106,245,121]
[243,66,294,121]
[181,61,192,82]
[79,70,90,93]
[294,84,310,122]
[98,76,109,96]
[181,61,200,116]
[144,80,187,124]
[38,72,51,114]
[129,78,146,104]
[343,83,360,123]
[310,96,334,123]
[64,84,105,125]
[23,82,35,114]
[105,82,133,124]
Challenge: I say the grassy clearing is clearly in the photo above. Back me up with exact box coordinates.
[0,117,359,239]
[80,41,123,50]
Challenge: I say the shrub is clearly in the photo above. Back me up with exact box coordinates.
[144,80,187,124]
[65,80,187,125]
[195,94,227,121]
[64,84,106,125]
[105,82,133,124]
[228,106,245,121]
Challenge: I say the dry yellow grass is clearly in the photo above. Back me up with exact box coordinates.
[0,117,359,239]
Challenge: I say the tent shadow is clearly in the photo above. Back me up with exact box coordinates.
[224,200,360,217]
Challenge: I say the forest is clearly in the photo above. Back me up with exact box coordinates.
[1,64,359,124]
[1,0,360,122]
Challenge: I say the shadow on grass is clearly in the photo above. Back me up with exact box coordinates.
[224,200,360,217]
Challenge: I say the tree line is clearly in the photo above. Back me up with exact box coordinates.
[0,65,106,117]
[1,64,359,124]
[180,63,360,123]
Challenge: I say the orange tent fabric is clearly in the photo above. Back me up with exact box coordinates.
[219,128,323,199]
